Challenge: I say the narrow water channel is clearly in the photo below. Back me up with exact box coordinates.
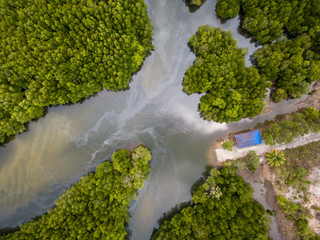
[0,0,306,239]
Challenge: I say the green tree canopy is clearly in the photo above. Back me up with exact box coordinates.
[222,139,233,151]
[183,26,269,123]
[152,167,270,239]
[216,0,240,19]
[254,36,320,102]
[215,0,320,103]
[0,0,153,143]
[2,146,151,240]
[262,107,320,146]
[215,0,319,45]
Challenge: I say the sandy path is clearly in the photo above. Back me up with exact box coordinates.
[216,132,320,162]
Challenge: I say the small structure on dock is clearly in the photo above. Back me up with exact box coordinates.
[235,130,262,148]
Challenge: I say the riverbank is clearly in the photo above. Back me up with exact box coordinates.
[215,132,320,162]
[215,135,320,239]
[211,94,320,239]
[1,146,152,239]
[228,145,320,240]
[237,165,287,240]
[252,166,298,240]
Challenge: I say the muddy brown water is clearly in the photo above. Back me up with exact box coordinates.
[0,0,308,239]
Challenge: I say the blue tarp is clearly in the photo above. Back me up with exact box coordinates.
[235,130,262,148]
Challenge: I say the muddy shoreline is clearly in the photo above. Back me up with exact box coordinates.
[237,164,298,240]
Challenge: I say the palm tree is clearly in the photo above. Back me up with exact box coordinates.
[266,150,286,167]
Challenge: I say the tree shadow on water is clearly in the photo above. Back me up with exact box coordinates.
[182,0,207,13]
[190,164,215,196]
[151,164,218,238]
[150,200,193,238]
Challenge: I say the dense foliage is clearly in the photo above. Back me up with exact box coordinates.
[254,36,320,102]
[215,0,320,45]
[2,146,151,240]
[216,0,239,19]
[262,107,320,145]
[183,26,269,123]
[215,0,320,102]
[152,167,269,239]
[240,0,292,44]
[0,0,153,143]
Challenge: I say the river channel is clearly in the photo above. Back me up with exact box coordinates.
[0,0,306,239]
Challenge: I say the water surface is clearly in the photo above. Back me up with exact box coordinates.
[0,0,304,239]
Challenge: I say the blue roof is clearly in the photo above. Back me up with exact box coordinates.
[235,130,262,148]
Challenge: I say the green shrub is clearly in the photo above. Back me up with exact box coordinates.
[277,195,319,240]
[222,139,233,151]
[277,195,301,220]
[231,151,260,171]
[295,218,320,240]
[263,107,320,146]
[244,151,261,171]
[286,166,308,187]
[216,0,240,19]
[266,150,286,167]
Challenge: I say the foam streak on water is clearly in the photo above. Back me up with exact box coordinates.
[0,0,305,238]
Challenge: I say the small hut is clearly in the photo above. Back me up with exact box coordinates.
[235,130,262,149]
